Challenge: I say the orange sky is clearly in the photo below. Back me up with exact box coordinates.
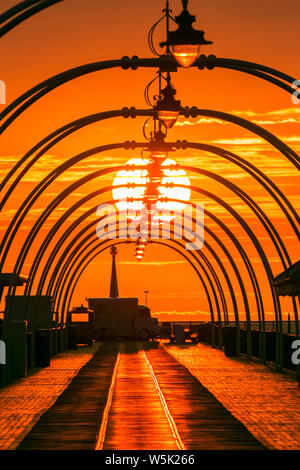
[0,0,299,321]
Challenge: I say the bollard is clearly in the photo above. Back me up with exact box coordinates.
[174,325,185,344]
[10,320,27,380]
[67,325,77,350]
[223,327,238,357]
[35,329,50,367]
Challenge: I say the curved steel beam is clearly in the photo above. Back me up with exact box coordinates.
[49,216,235,328]
[31,191,261,331]
[0,55,298,134]
[61,238,217,340]
[11,168,262,325]
[0,0,62,38]
[57,231,217,322]
[1,108,299,209]
[54,224,228,352]
[6,156,286,328]
[35,202,229,322]
[1,136,297,280]
[28,188,261,341]
[4,160,286,346]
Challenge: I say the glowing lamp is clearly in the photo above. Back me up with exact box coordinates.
[160,0,212,68]
[171,44,201,68]
[156,84,182,129]
[157,110,180,129]
[150,151,168,160]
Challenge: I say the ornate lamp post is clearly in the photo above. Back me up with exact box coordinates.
[160,0,212,67]
[155,79,182,129]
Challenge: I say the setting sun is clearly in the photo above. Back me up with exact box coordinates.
[112,157,191,221]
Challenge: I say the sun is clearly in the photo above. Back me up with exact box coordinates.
[112,158,191,221]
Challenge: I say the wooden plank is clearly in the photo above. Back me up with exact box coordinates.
[17,343,119,450]
[144,343,266,450]
[17,341,266,450]
[102,342,179,450]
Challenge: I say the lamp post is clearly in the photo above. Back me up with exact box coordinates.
[155,74,182,129]
[160,0,213,67]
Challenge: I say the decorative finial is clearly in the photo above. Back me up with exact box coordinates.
[110,245,118,257]
[182,0,188,10]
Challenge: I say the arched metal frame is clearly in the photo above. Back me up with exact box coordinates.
[38,203,228,326]
[0,109,298,276]
[8,159,277,323]
[5,171,282,354]
[50,209,238,325]
[0,1,298,370]
[0,0,62,38]
[0,55,299,138]
[57,226,215,321]
[1,140,298,369]
[54,221,236,352]
[62,238,219,344]
[32,187,273,358]
[1,108,299,214]
[1,135,298,274]
[28,189,262,332]
[47,208,262,357]
[4,146,291,323]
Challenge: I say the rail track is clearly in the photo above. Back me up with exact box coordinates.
[95,342,185,450]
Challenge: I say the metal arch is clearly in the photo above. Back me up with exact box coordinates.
[1,136,297,279]
[60,238,216,337]
[39,198,256,351]
[4,158,289,362]
[31,190,260,331]
[35,209,227,326]
[55,226,227,351]
[0,144,126,270]
[70,232,228,331]
[1,135,293,339]
[18,178,255,333]
[6,157,287,323]
[1,108,299,214]
[0,0,62,38]
[50,212,234,328]
[0,55,299,135]
[0,1,43,22]
[4,160,284,344]
[56,228,216,323]
[1,148,296,349]
[51,211,251,353]
[0,116,298,279]
[36,202,228,324]
[185,168,292,269]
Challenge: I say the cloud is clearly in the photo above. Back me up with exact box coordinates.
[171,107,300,128]
[174,117,226,127]
[212,137,265,145]
[152,310,211,317]
[119,260,187,266]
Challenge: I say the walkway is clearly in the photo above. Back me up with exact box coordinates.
[17,342,264,450]
[0,343,97,450]
[167,342,300,450]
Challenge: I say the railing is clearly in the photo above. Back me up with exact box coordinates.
[158,320,300,335]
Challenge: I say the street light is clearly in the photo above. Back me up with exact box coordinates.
[156,82,182,129]
[160,0,212,68]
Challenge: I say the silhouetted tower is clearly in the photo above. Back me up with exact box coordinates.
[109,246,119,298]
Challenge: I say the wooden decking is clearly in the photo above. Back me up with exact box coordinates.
[18,342,265,450]
[18,342,119,450]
